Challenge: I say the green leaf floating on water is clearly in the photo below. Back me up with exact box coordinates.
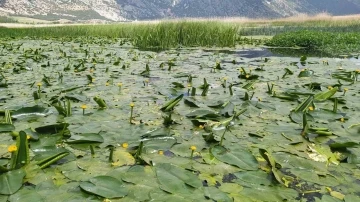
[11,105,50,119]
[0,123,15,132]
[22,128,40,141]
[184,97,201,108]
[66,133,104,143]
[155,163,202,194]
[0,169,26,195]
[186,109,220,119]
[204,187,232,202]
[220,102,235,117]
[211,146,258,170]
[80,175,128,198]
[8,189,44,202]
[172,82,185,88]
[35,123,69,134]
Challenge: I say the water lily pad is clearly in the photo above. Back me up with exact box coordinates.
[0,123,15,132]
[8,189,44,202]
[0,169,26,195]
[211,146,258,171]
[155,163,202,194]
[11,105,50,119]
[204,187,232,202]
[79,175,128,198]
[66,133,104,144]
[35,123,69,134]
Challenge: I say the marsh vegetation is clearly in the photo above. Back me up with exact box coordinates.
[0,15,359,202]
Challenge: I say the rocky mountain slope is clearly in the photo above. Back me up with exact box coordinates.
[0,0,359,21]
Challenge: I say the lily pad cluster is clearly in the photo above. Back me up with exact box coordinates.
[0,39,359,202]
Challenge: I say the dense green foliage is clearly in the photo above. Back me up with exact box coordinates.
[1,20,360,54]
[239,17,360,36]
[266,30,360,55]
[0,22,237,49]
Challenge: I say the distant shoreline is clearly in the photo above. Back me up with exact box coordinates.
[1,13,360,28]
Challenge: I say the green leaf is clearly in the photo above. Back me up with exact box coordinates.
[11,105,50,118]
[8,189,44,202]
[186,109,219,119]
[184,97,201,108]
[23,128,40,141]
[204,187,232,202]
[80,176,128,198]
[149,190,192,202]
[220,102,235,117]
[234,171,273,186]
[211,146,258,170]
[329,137,359,149]
[309,109,343,122]
[259,148,276,168]
[345,194,360,202]
[160,94,184,112]
[0,169,26,195]
[298,69,314,77]
[66,133,104,143]
[35,123,69,134]
[314,87,338,102]
[289,111,314,123]
[36,151,70,169]
[171,82,185,88]
[0,123,15,132]
[300,56,307,62]
[293,95,314,112]
[111,149,135,166]
[11,131,30,169]
[155,163,202,194]
[241,185,298,201]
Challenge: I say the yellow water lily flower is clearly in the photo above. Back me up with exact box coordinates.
[8,145,17,153]
[190,145,197,151]
[122,142,129,148]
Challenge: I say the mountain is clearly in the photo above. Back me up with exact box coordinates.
[0,0,360,22]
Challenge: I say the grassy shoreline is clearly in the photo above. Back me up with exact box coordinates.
[0,17,360,55]
[0,22,238,49]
